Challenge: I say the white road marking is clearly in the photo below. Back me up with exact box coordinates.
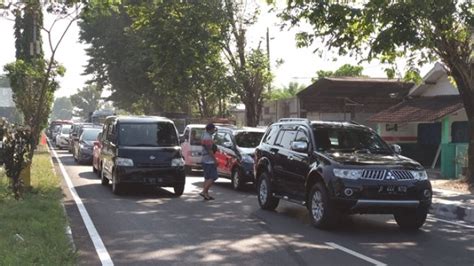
[428,216,474,229]
[325,242,387,266]
[48,140,114,266]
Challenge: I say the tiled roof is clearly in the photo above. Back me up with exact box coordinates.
[297,77,413,113]
[368,95,464,123]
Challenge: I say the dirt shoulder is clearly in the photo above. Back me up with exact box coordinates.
[431,178,473,194]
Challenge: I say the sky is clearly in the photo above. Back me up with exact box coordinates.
[0,2,434,99]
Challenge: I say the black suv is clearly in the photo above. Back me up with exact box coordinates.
[99,116,185,196]
[254,118,432,230]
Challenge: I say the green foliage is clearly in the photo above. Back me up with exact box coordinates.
[315,63,364,80]
[267,82,305,100]
[51,97,73,120]
[0,146,76,264]
[80,1,233,117]
[70,85,102,120]
[0,119,33,200]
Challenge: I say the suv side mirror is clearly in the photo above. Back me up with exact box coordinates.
[291,141,308,153]
[179,135,185,144]
[391,144,402,155]
[223,142,233,149]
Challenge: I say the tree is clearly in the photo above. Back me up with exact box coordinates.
[279,1,474,184]
[315,64,364,80]
[70,85,101,120]
[51,96,73,120]
[222,0,272,126]
[3,1,79,150]
[268,82,306,100]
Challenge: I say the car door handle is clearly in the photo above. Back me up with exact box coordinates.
[270,148,279,155]
[288,155,294,160]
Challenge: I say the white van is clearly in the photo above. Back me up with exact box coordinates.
[180,124,206,173]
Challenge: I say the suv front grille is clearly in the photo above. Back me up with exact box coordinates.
[361,170,414,181]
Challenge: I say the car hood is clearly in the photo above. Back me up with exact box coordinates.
[323,152,421,168]
[237,147,255,156]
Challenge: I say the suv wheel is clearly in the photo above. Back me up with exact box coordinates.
[394,208,428,231]
[100,165,109,186]
[111,170,123,195]
[231,169,243,191]
[257,172,279,210]
[173,183,185,196]
[309,182,338,229]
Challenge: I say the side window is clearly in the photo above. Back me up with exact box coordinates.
[295,129,309,143]
[183,128,190,141]
[223,133,232,144]
[263,125,279,145]
[279,130,297,149]
[214,132,226,146]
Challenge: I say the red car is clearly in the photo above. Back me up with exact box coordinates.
[213,126,265,190]
[92,132,103,175]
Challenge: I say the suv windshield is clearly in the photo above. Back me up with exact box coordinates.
[119,122,178,147]
[235,132,264,148]
[82,128,102,141]
[313,126,393,154]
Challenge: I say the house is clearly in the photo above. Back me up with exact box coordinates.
[296,77,413,129]
[0,86,18,123]
[369,63,468,178]
[260,97,300,126]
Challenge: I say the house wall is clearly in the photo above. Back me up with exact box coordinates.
[260,97,299,126]
[421,74,458,96]
[378,123,418,143]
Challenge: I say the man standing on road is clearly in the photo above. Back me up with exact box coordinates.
[199,123,218,200]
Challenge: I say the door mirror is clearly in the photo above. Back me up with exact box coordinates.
[179,135,185,144]
[291,141,308,153]
[223,141,234,149]
[391,144,402,155]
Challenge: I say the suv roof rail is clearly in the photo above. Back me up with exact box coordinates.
[278,118,311,123]
[349,120,361,125]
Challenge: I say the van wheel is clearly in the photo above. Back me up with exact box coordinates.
[111,171,123,195]
[309,182,339,229]
[231,169,243,191]
[394,208,428,231]
[185,166,192,175]
[257,172,279,210]
[100,165,109,186]
[173,183,185,196]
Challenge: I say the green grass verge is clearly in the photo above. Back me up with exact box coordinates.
[0,144,76,265]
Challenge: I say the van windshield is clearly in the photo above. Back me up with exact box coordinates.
[119,123,178,147]
[190,128,205,145]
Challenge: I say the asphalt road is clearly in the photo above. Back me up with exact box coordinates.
[51,148,474,266]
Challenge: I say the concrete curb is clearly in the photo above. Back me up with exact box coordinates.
[430,189,474,223]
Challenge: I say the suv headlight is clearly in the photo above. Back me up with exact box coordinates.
[333,169,363,180]
[241,154,254,164]
[116,157,134,167]
[171,158,185,167]
[410,170,428,180]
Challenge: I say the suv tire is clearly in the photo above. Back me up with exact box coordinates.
[173,183,185,196]
[231,169,243,191]
[100,165,109,186]
[111,170,123,195]
[257,172,279,210]
[309,182,339,229]
[394,208,428,231]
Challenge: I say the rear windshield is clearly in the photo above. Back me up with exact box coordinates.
[82,129,102,141]
[61,126,71,134]
[235,132,264,148]
[119,122,178,147]
[190,128,205,145]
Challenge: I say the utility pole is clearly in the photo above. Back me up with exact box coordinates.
[266,27,271,93]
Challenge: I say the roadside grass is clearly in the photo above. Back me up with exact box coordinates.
[0,144,76,265]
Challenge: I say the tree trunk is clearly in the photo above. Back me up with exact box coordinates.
[447,61,474,185]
